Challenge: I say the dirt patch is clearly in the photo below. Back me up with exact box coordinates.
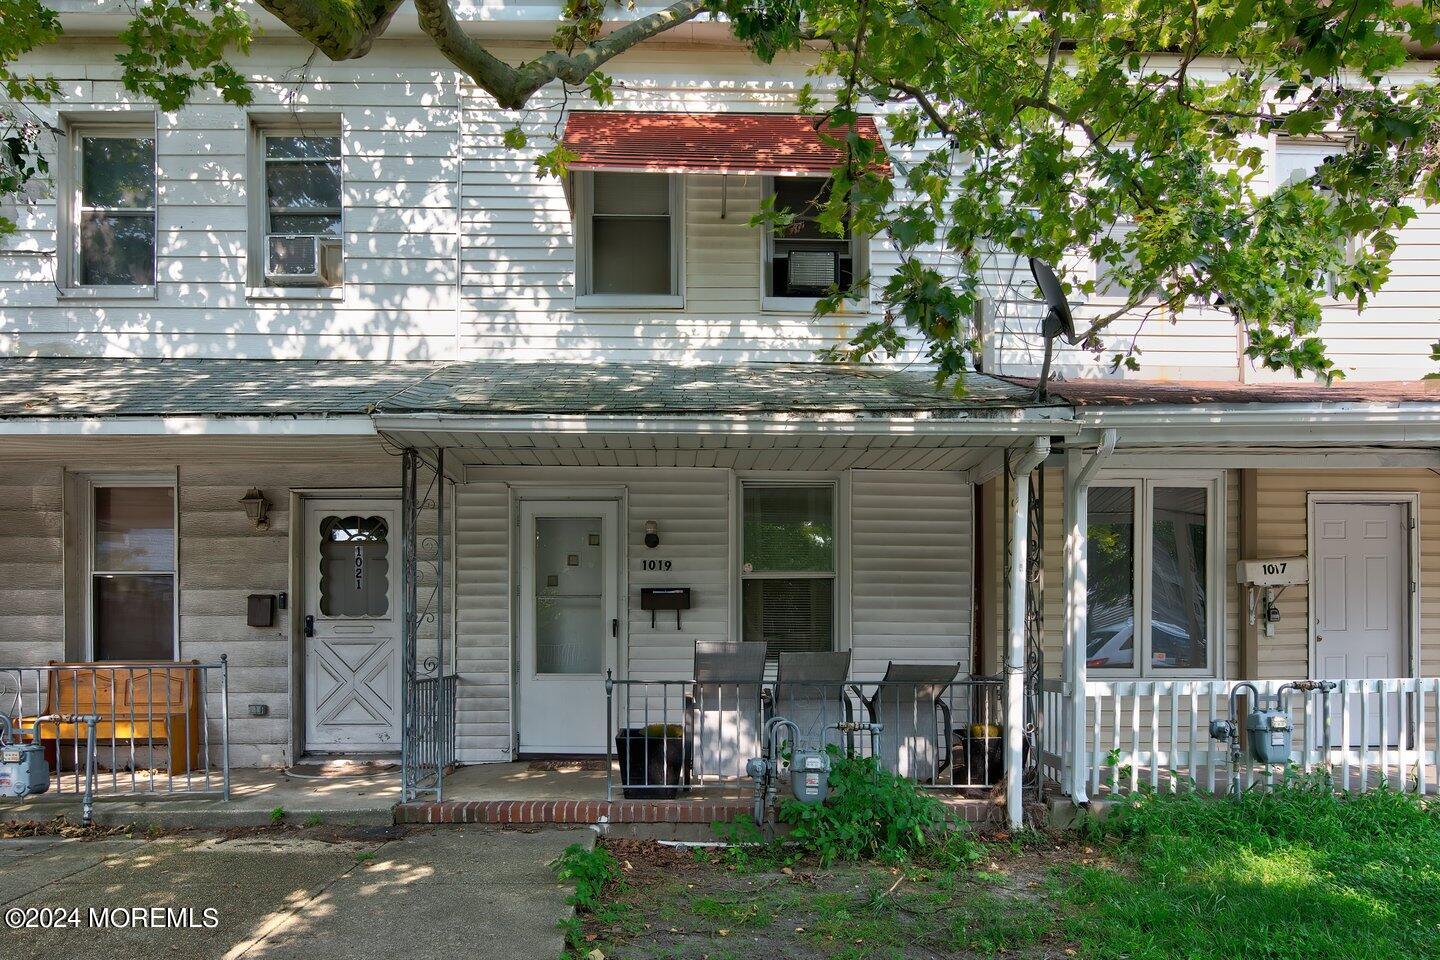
[575,834,1096,959]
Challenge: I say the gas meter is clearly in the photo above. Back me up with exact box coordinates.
[0,714,49,799]
[1208,679,1335,797]
[790,750,830,804]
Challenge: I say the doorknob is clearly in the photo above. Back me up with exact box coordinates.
[304,615,315,638]
[612,618,619,639]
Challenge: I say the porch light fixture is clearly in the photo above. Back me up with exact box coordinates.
[239,487,271,531]
[644,520,660,549]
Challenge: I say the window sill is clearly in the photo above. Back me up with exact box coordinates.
[761,296,870,315]
[575,294,685,311]
[246,286,344,302]
[57,286,157,301]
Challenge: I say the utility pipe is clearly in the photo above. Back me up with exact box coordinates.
[1005,436,1050,830]
[1062,429,1117,805]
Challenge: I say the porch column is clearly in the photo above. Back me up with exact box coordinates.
[1006,436,1050,830]
[1061,429,1116,805]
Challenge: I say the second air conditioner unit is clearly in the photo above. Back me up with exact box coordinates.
[265,234,342,286]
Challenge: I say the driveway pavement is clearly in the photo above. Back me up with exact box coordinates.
[0,825,587,959]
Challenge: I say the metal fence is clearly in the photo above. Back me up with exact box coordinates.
[2,659,230,799]
[605,675,1007,800]
[403,673,457,801]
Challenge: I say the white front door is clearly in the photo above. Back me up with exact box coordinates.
[1312,499,1410,744]
[517,500,621,754]
[303,498,403,753]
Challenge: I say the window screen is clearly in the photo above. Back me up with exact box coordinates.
[740,484,835,657]
[588,172,673,295]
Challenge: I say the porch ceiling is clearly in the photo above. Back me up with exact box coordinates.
[376,425,1039,472]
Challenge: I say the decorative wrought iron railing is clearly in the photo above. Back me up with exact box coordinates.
[604,676,1009,800]
[403,672,457,801]
[1,659,230,800]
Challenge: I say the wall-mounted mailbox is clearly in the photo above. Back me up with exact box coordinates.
[640,587,692,629]
[247,594,276,628]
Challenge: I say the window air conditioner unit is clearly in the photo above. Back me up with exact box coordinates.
[266,234,342,286]
[785,249,840,295]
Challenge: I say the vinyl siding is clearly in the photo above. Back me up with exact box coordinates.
[451,466,973,760]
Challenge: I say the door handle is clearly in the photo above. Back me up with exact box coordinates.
[612,618,619,639]
[304,615,315,638]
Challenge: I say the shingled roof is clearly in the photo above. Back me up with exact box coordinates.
[0,359,1054,421]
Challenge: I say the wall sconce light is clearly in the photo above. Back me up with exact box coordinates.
[239,487,271,531]
[644,520,660,549]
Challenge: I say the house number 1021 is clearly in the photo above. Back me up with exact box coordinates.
[642,559,672,571]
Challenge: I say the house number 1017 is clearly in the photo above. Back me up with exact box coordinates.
[641,559,672,571]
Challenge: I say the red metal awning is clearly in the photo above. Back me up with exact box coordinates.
[561,111,890,177]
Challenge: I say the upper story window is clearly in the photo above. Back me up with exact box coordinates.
[1273,138,1350,298]
[574,171,684,308]
[740,482,837,659]
[1086,474,1223,678]
[1092,221,1144,301]
[763,176,865,311]
[65,122,157,293]
[249,119,343,293]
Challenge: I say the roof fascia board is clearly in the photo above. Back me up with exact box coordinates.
[371,412,1078,438]
[0,416,379,437]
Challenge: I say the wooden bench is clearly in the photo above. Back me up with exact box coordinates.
[19,661,205,774]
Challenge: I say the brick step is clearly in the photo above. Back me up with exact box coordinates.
[395,798,753,826]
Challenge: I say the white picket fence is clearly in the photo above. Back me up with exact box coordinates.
[1041,677,1440,799]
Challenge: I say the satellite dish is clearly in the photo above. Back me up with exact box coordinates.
[1029,257,1077,343]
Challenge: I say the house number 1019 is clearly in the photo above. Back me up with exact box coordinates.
[641,559,672,571]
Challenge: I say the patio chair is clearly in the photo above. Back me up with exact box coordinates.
[855,662,960,783]
[686,641,768,782]
[768,651,852,754]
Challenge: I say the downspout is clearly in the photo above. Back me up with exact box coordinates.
[1005,436,1050,830]
[1062,428,1117,806]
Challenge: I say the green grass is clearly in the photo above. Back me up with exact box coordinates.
[1065,781,1440,959]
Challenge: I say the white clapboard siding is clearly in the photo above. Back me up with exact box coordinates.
[0,449,403,768]
[848,471,973,681]
[0,41,462,361]
[451,465,977,759]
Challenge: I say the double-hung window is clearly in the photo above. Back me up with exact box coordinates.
[252,123,344,289]
[69,123,157,290]
[762,176,863,309]
[740,483,836,657]
[575,171,683,307]
[1086,475,1221,677]
[1274,138,1350,298]
[87,478,178,661]
[1092,220,1143,301]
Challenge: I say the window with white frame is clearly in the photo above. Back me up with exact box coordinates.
[1092,220,1144,301]
[1086,475,1221,676]
[762,176,863,306]
[575,171,682,305]
[87,480,177,661]
[68,123,156,288]
[1274,138,1351,297]
[740,483,836,658]
[252,122,343,288]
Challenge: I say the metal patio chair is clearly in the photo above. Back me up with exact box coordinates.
[768,651,852,755]
[855,662,960,783]
[686,640,768,782]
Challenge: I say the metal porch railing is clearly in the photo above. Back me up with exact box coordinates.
[604,676,1008,799]
[403,672,457,801]
[2,659,231,800]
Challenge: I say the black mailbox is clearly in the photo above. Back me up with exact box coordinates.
[247,594,276,628]
[640,587,692,629]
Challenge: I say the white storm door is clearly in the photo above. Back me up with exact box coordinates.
[304,498,403,752]
[1312,499,1409,745]
[517,501,620,754]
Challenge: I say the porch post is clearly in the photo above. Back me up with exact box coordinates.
[1006,436,1050,830]
[1061,429,1116,805]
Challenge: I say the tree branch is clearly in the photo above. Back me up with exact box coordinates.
[411,0,710,109]
[256,0,407,61]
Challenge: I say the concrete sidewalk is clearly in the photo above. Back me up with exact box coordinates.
[1,826,588,960]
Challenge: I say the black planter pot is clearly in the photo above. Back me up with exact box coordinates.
[615,727,689,799]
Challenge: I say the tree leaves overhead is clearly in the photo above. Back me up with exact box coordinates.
[738,0,1440,384]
